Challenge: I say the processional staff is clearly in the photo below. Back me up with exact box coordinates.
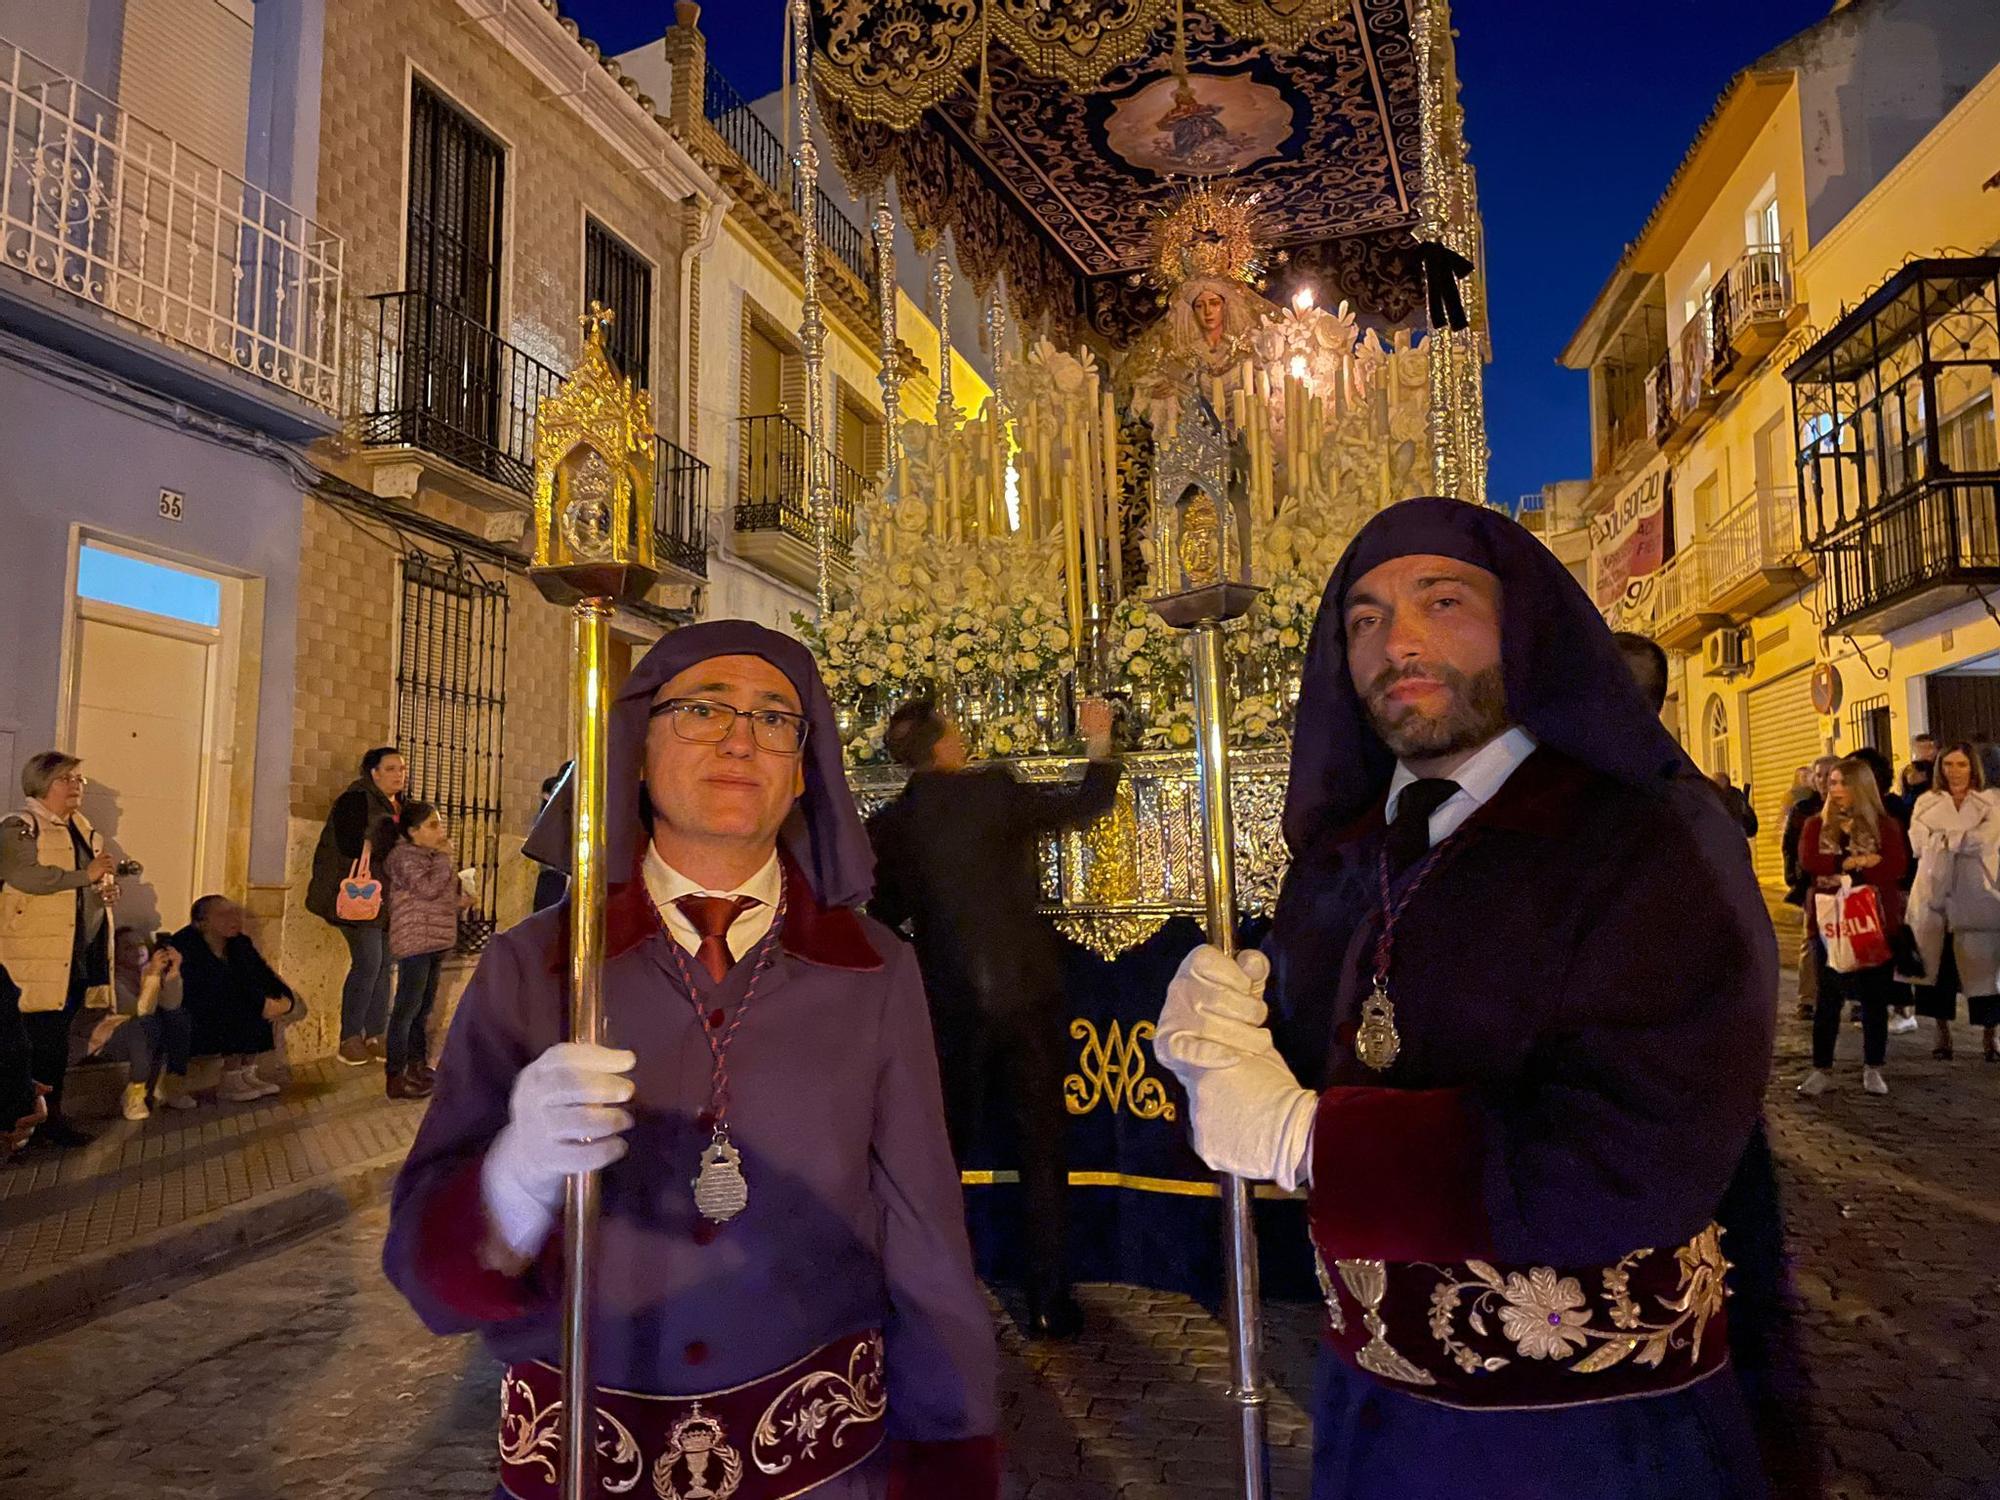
[1148,395,1269,1500]
[527,305,661,1500]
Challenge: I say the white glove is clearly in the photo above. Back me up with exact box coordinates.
[1154,945,1317,1191]
[480,1042,637,1259]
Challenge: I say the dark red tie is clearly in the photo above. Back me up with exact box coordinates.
[674,894,760,985]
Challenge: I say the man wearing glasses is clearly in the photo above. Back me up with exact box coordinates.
[385,620,999,1500]
[1,752,121,1148]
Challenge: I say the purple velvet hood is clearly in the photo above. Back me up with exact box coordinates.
[1284,497,1696,852]
[523,619,874,910]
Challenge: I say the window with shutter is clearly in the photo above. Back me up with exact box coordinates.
[406,80,504,327]
[584,219,653,387]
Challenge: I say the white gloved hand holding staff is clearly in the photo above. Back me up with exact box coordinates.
[480,1042,637,1260]
[1154,945,1317,1191]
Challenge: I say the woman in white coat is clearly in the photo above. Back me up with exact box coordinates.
[1906,742,2000,1063]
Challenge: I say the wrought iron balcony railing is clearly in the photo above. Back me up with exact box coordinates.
[1711,242,1797,375]
[701,61,871,288]
[1705,484,1801,600]
[736,411,859,558]
[1652,544,1711,635]
[1816,479,2000,630]
[655,434,711,580]
[349,293,711,577]
[349,290,562,495]
[0,34,344,409]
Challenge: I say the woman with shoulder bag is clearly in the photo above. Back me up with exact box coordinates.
[1798,756,1909,1098]
[1905,743,2000,1064]
[306,747,405,1066]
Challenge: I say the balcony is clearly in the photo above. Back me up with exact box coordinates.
[349,290,561,498]
[0,35,343,436]
[1791,257,2000,634]
[1708,242,1803,398]
[733,412,860,593]
[702,64,870,288]
[347,289,710,578]
[1704,484,1803,618]
[655,435,711,582]
[1651,544,1727,652]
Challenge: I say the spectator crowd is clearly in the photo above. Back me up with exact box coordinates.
[3,744,465,1159]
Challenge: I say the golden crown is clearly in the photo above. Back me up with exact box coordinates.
[1147,182,1269,295]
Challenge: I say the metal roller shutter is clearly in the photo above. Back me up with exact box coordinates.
[1746,668,1828,890]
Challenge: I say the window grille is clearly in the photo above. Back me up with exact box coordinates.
[585,219,652,388]
[395,551,509,951]
[1849,695,1892,757]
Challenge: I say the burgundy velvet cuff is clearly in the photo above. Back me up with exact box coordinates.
[887,1436,1001,1500]
[414,1157,561,1324]
[1308,1086,1494,1262]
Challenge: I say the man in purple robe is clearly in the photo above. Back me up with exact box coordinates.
[384,620,999,1500]
[1156,499,1778,1499]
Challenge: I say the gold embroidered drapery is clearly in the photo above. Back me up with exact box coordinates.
[815,0,1346,132]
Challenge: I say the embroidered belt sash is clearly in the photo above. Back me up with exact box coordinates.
[1312,1224,1732,1409]
[499,1329,886,1500]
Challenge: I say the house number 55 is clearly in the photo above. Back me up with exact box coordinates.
[159,489,185,521]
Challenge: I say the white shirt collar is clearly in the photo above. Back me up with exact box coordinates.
[642,845,782,907]
[642,845,783,962]
[1385,726,1540,844]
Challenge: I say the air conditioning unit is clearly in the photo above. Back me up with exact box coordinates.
[1704,627,1753,678]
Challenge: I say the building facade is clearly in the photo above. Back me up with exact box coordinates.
[618,5,994,628]
[1554,0,2000,919]
[0,0,333,943]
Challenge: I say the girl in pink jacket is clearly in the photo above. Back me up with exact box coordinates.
[376,803,469,1100]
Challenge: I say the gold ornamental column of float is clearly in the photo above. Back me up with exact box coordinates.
[873,196,904,487]
[790,0,833,613]
[1414,0,1487,504]
[529,306,661,1500]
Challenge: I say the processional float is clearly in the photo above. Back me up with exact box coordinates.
[539,0,1487,1491]
[794,2,1486,1495]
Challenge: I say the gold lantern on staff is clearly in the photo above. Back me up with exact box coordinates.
[532,303,659,604]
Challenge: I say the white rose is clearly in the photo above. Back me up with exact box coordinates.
[1169,722,1194,747]
[1124,628,1148,652]
[1132,658,1153,678]
[1279,627,1301,648]
[855,666,879,687]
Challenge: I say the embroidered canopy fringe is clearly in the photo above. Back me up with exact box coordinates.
[813,0,1345,132]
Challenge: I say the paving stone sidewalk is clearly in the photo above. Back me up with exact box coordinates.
[0,992,1994,1497]
[0,1057,424,1343]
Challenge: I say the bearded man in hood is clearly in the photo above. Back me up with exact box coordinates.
[1157,499,1779,1499]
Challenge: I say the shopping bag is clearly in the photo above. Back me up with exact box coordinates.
[1816,877,1891,973]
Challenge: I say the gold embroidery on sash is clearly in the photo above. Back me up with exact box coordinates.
[750,1332,888,1477]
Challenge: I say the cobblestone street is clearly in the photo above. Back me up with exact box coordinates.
[0,1004,1994,1499]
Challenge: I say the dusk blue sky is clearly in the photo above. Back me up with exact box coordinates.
[568,1,1835,505]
